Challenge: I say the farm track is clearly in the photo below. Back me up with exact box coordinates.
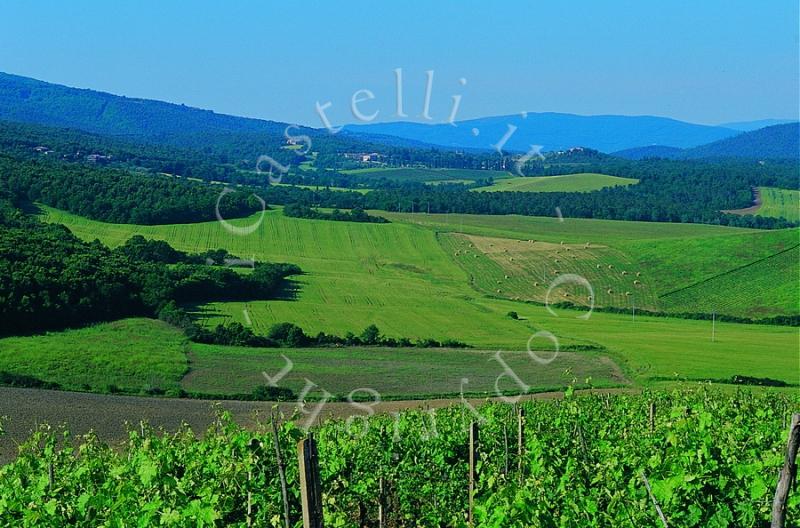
[0,386,635,464]
[722,187,762,216]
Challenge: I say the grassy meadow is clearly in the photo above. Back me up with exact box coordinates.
[30,205,799,397]
[0,319,187,393]
[471,173,638,192]
[757,186,800,223]
[341,167,513,183]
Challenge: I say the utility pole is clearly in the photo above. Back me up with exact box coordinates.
[712,311,716,342]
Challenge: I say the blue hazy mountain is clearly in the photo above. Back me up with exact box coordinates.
[0,71,288,140]
[345,112,739,153]
[719,119,798,132]
[680,123,799,159]
[611,145,685,160]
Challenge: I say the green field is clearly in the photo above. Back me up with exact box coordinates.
[271,182,371,194]
[184,343,624,398]
[472,172,639,192]
[0,319,187,393]
[757,186,800,223]
[341,167,513,184]
[35,205,800,393]
[385,211,799,318]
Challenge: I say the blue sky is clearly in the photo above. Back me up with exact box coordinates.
[1,0,797,127]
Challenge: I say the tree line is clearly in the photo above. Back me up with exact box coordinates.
[0,204,300,336]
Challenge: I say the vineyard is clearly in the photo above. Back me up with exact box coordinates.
[1,388,798,527]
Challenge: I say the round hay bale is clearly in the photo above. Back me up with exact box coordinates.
[608,264,614,269]
[496,289,502,293]
[633,280,641,285]
[596,264,601,269]
[636,272,641,277]
[533,281,539,286]
[621,270,628,275]
[504,275,510,279]
[607,289,613,294]
[625,291,631,296]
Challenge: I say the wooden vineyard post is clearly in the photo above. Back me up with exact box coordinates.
[771,413,800,528]
[378,475,386,528]
[469,421,479,527]
[271,411,292,528]
[649,401,656,433]
[517,407,526,483]
[502,423,509,477]
[297,433,324,528]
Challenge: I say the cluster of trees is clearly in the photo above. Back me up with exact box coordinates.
[0,208,300,335]
[0,154,260,224]
[190,321,469,349]
[283,203,388,223]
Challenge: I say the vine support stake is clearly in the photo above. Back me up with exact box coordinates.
[502,423,509,477]
[771,413,800,528]
[649,401,656,433]
[641,472,668,527]
[517,407,526,483]
[378,475,386,528]
[469,421,479,527]
[297,433,324,528]
[271,410,292,528]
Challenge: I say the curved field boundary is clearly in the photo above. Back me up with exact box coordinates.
[722,187,762,216]
[659,243,800,300]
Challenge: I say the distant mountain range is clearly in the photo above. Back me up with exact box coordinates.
[613,123,799,160]
[0,71,289,142]
[344,113,743,153]
[718,119,797,132]
[0,71,796,160]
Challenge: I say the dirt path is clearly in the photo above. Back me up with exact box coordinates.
[0,386,634,464]
[722,187,762,216]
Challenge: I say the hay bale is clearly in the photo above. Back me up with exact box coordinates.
[504,275,510,279]
[496,289,502,293]
[625,291,632,296]
[533,281,539,286]
[633,280,641,285]
[621,270,628,275]
[596,264,602,269]
[560,241,564,245]
[608,264,614,269]
[607,289,613,294]
[636,272,641,277]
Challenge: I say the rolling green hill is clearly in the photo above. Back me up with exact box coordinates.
[757,187,800,223]
[35,205,799,390]
[471,173,638,193]
[0,319,187,393]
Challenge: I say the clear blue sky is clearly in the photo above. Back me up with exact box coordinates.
[1,0,797,127]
